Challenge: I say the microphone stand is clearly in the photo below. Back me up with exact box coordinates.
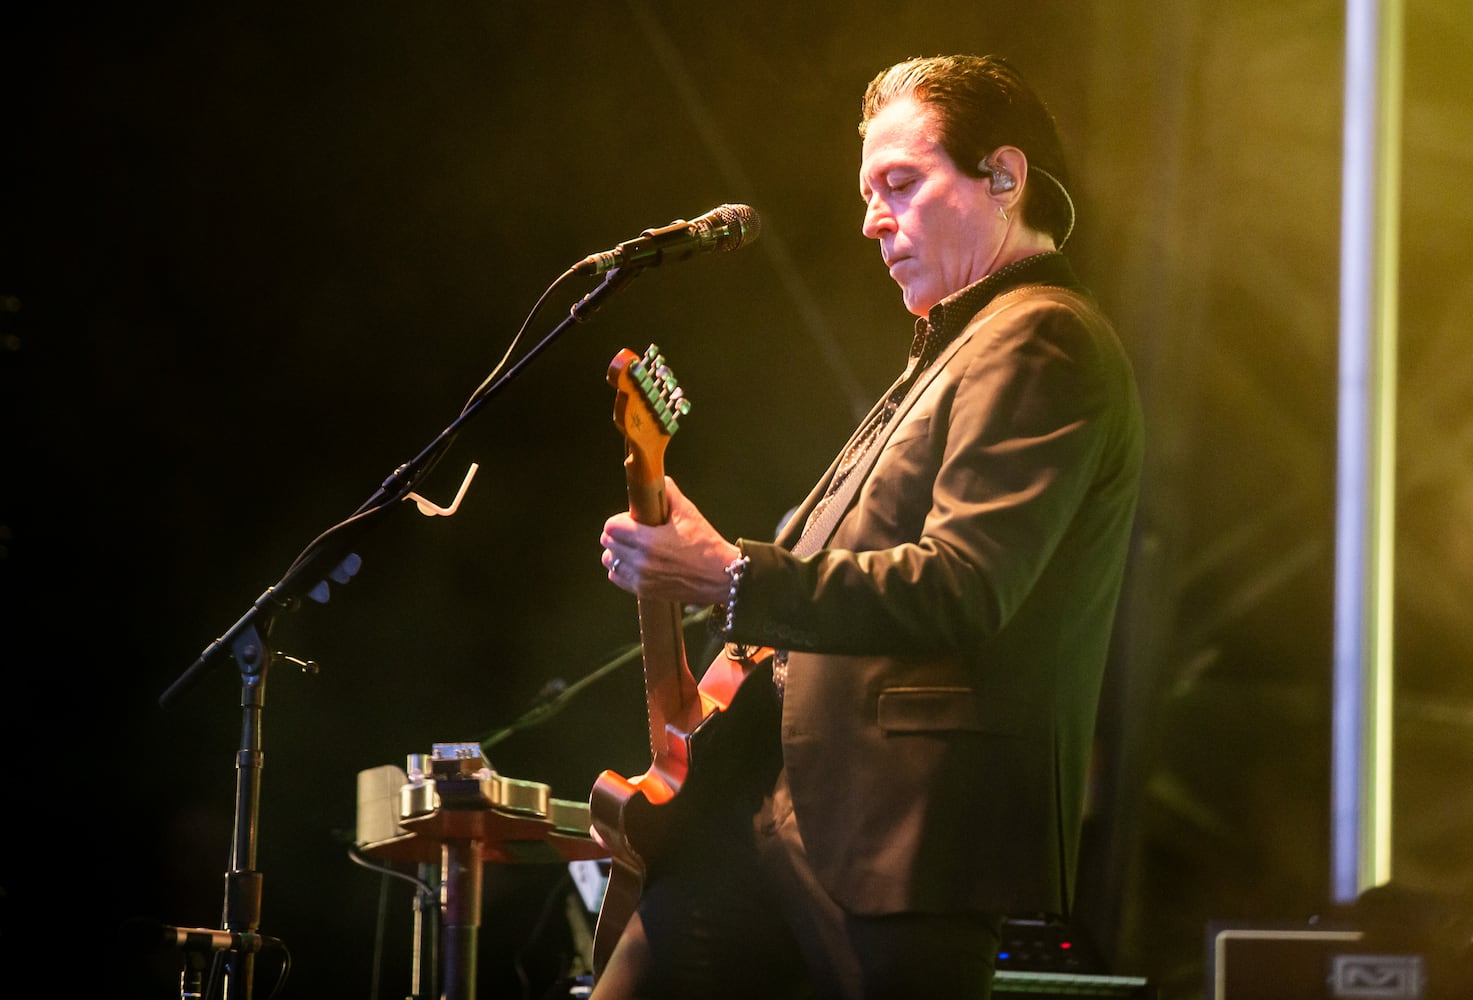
[153,265,643,999]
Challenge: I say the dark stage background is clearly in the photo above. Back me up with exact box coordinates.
[3,3,1471,999]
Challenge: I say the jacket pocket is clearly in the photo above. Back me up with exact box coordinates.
[876,686,1022,735]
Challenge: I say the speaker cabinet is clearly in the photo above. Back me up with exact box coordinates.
[1205,921,1473,1000]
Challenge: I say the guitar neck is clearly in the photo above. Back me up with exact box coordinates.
[624,459,702,755]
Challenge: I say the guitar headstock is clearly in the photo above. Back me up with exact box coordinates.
[608,344,691,488]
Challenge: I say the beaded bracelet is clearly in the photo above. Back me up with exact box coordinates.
[719,550,751,636]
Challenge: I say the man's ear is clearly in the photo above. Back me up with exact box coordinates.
[977,145,1028,203]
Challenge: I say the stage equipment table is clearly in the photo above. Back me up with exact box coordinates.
[357,743,607,1000]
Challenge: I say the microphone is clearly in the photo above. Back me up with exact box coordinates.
[573,203,760,276]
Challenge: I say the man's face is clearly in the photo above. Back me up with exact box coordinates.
[860,96,1000,317]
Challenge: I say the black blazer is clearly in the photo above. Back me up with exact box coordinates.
[729,279,1144,919]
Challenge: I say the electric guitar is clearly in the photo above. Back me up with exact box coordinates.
[588,344,775,977]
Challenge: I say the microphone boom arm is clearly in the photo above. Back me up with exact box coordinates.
[153,254,653,999]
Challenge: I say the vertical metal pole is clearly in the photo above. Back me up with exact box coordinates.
[412,861,439,1000]
[1332,0,1403,905]
[223,627,271,999]
[441,838,483,1000]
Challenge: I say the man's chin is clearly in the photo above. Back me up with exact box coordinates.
[900,287,935,318]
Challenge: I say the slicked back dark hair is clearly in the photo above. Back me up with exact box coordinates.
[860,54,1074,245]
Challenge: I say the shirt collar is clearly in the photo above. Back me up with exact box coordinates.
[908,251,1080,366]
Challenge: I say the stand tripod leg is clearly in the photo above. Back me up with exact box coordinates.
[440,838,483,1000]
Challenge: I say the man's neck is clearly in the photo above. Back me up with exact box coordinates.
[991,228,1057,274]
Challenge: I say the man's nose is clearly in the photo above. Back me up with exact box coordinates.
[861,196,893,239]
